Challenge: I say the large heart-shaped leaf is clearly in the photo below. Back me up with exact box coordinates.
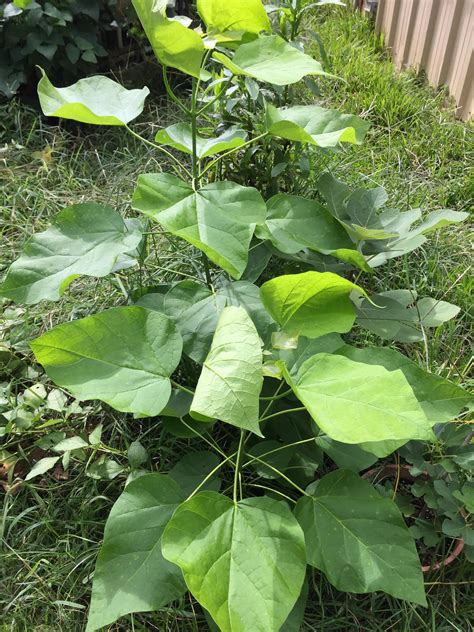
[296,470,426,605]
[354,289,460,342]
[197,0,270,37]
[335,344,473,424]
[315,436,378,472]
[132,173,266,278]
[162,491,306,632]
[260,271,365,338]
[191,306,263,434]
[37,69,149,125]
[142,279,274,364]
[266,104,370,147]
[86,474,186,632]
[280,352,433,444]
[31,307,182,416]
[155,124,247,158]
[132,0,205,78]
[214,35,330,85]
[1,203,141,304]
[256,194,370,271]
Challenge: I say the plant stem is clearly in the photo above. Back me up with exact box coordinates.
[233,430,246,504]
[247,484,296,504]
[259,406,306,423]
[170,379,194,395]
[259,389,293,401]
[162,66,191,115]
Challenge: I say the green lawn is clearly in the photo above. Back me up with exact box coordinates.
[1,8,472,632]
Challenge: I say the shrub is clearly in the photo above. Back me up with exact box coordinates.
[1,0,471,630]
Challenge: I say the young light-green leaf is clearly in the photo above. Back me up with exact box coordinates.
[31,307,182,416]
[131,0,205,78]
[295,470,426,605]
[86,474,186,632]
[260,271,364,338]
[280,352,434,444]
[37,69,149,125]
[197,0,270,37]
[0,203,141,304]
[155,123,247,158]
[266,104,370,147]
[132,173,266,279]
[214,35,331,86]
[191,306,263,435]
[162,491,306,632]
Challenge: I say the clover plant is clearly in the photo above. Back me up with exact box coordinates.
[1,1,472,630]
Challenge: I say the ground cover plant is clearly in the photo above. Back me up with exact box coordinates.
[1,2,472,631]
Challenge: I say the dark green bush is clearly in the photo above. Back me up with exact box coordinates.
[0,0,127,98]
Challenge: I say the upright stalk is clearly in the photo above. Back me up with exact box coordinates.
[190,76,213,287]
[233,430,246,504]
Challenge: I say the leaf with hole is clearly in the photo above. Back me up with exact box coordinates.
[295,470,426,605]
[191,306,263,435]
[132,173,266,279]
[86,474,186,632]
[0,203,141,304]
[162,491,306,632]
[155,124,248,158]
[266,104,370,147]
[31,307,182,416]
[214,35,331,85]
[260,271,365,338]
[37,69,149,125]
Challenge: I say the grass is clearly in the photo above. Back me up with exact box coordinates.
[1,7,473,632]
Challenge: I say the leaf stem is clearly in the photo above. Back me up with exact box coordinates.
[162,66,191,115]
[246,454,308,496]
[259,389,293,401]
[259,407,306,423]
[170,379,195,395]
[199,132,269,180]
[186,451,237,501]
[233,430,246,504]
[242,437,316,469]
[247,483,296,504]
[124,125,192,178]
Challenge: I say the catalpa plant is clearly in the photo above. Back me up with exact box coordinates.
[1,1,471,630]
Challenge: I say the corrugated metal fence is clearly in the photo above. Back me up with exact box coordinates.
[375,0,473,120]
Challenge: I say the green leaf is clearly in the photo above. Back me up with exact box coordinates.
[132,173,266,279]
[25,456,60,481]
[335,344,473,425]
[266,104,370,147]
[31,307,183,416]
[256,194,371,271]
[247,440,295,480]
[315,436,378,472]
[37,69,149,126]
[161,279,274,363]
[280,352,433,444]
[260,271,364,338]
[411,209,469,235]
[86,474,186,632]
[87,457,124,480]
[191,306,263,435]
[0,203,141,304]
[53,436,89,452]
[197,0,270,37]
[214,35,331,86]
[354,290,460,342]
[168,451,221,495]
[162,491,306,632]
[295,470,426,605]
[155,124,247,158]
[131,0,205,78]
